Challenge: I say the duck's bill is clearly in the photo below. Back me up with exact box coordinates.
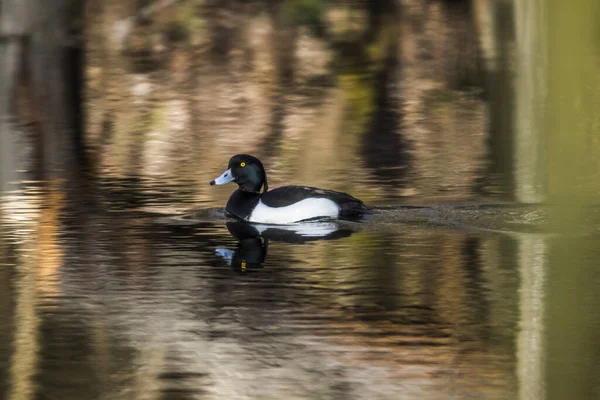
[210,169,234,185]
[215,248,235,264]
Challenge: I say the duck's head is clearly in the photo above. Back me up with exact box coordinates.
[210,154,268,193]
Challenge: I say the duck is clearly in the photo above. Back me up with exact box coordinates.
[210,154,369,224]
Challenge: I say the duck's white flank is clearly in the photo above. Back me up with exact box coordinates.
[248,198,340,224]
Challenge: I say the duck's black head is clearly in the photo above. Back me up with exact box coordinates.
[210,154,268,193]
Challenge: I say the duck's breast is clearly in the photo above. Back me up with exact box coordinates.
[226,190,261,220]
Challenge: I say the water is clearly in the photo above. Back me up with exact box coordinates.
[0,176,534,400]
[1,168,600,400]
[1,1,600,399]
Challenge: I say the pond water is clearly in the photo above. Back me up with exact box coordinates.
[1,1,600,399]
[2,172,592,400]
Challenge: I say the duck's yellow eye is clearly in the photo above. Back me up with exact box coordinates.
[240,162,246,167]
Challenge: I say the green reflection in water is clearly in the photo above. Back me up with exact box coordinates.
[540,0,600,399]
[282,0,327,34]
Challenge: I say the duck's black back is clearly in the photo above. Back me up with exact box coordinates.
[261,186,369,216]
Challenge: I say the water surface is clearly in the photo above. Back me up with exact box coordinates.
[2,1,600,398]
[0,176,544,400]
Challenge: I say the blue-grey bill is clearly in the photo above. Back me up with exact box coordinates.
[215,248,234,265]
[210,169,234,185]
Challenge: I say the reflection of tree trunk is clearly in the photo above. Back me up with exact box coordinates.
[9,237,40,400]
[513,0,545,203]
[206,0,254,62]
[0,242,16,398]
[267,1,298,87]
[206,0,234,59]
[258,2,299,159]
[473,0,516,198]
[0,2,26,191]
[0,0,85,178]
[517,235,546,400]
[362,4,410,190]
[543,0,600,397]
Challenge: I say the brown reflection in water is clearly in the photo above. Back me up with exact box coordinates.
[8,241,39,400]
[2,188,57,400]
[85,0,498,207]
[0,0,537,397]
[0,175,523,399]
[8,189,68,399]
[0,235,16,395]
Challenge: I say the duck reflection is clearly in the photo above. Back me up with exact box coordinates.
[215,221,355,272]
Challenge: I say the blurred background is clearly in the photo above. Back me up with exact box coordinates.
[1,0,600,399]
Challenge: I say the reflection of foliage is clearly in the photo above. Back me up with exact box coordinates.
[339,73,374,136]
[282,0,328,35]
[86,0,490,201]
[147,100,168,134]
[422,89,460,110]
[366,20,393,66]
[166,0,205,44]
[335,12,396,139]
